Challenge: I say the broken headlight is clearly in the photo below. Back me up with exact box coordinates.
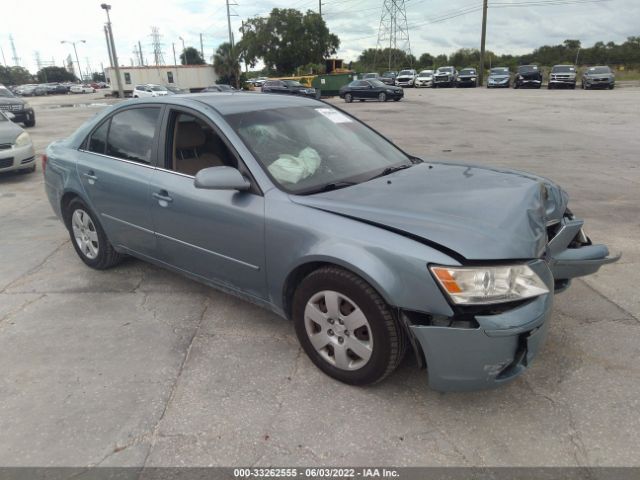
[430,264,549,305]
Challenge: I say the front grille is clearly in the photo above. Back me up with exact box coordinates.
[0,104,22,111]
[0,143,12,151]
[0,157,15,168]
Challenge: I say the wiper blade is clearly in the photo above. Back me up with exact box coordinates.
[369,163,414,180]
[303,181,357,195]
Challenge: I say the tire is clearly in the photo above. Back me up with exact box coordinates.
[393,98,400,101]
[24,118,35,128]
[571,84,576,90]
[292,266,406,385]
[359,99,365,102]
[609,84,614,90]
[64,198,124,270]
[344,93,353,103]
[378,92,387,102]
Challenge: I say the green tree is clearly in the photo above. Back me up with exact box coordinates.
[180,47,205,65]
[418,53,434,69]
[239,8,339,75]
[0,66,34,86]
[37,66,76,83]
[358,48,413,72]
[213,42,241,88]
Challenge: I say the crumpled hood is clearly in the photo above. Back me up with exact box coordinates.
[291,163,568,260]
[489,75,510,81]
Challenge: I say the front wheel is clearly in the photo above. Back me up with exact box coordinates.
[378,92,387,102]
[65,198,124,270]
[292,267,406,385]
[344,93,353,103]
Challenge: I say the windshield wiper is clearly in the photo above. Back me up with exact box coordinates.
[368,162,414,181]
[302,181,357,195]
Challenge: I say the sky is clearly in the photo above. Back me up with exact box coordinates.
[1,0,637,76]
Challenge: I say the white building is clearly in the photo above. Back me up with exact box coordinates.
[104,65,218,95]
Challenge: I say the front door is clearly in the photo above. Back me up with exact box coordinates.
[149,109,267,299]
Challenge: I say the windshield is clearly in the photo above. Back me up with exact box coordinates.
[491,68,509,74]
[460,69,476,75]
[225,106,410,194]
[0,88,15,98]
[518,65,538,73]
[399,70,413,76]
[437,67,453,73]
[552,65,575,73]
[587,66,611,74]
[418,71,433,77]
[284,80,304,87]
[382,72,396,77]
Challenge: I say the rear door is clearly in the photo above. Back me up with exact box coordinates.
[77,105,162,257]
[148,106,267,299]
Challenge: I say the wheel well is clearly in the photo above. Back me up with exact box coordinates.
[282,261,336,320]
[60,192,79,226]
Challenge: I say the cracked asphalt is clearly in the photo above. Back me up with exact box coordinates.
[0,88,638,467]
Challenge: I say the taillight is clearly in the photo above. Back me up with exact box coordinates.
[41,154,48,173]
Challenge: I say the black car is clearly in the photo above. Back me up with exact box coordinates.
[380,71,397,85]
[46,84,69,95]
[514,65,542,89]
[201,84,236,93]
[339,79,403,102]
[582,66,615,90]
[261,80,318,98]
[0,85,35,127]
[456,68,478,87]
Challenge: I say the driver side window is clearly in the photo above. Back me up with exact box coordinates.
[167,112,237,176]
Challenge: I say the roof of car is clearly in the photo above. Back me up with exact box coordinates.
[123,92,322,116]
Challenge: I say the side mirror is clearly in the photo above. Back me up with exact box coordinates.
[194,166,251,191]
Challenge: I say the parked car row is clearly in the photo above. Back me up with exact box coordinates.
[361,64,615,90]
[0,84,36,127]
[10,82,108,96]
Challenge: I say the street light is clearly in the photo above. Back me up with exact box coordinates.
[61,40,86,81]
[100,3,124,98]
[179,36,187,64]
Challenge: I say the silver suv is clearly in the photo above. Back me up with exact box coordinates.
[548,65,577,89]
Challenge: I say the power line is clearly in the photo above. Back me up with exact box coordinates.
[374,0,413,71]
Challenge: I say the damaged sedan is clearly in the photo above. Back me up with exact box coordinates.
[43,93,618,391]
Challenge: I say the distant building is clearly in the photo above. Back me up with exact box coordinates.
[104,65,218,95]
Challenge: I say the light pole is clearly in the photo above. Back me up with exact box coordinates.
[179,36,187,64]
[61,40,86,82]
[101,3,124,98]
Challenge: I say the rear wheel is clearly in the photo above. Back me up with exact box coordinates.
[609,84,614,90]
[292,267,406,385]
[344,93,353,103]
[378,92,387,102]
[65,198,124,270]
[24,118,35,128]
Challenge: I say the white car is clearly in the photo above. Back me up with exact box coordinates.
[0,111,36,174]
[415,70,434,88]
[395,69,417,87]
[132,84,169,98]
[70,84,95,94]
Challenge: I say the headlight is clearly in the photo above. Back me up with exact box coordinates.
[386,89,394,93]
[471,77,476,81]
[518,75,523,80]
[430,264,548,305]
[15,131,32,147]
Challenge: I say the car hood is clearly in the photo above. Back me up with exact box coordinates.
[489,75,510,80]
[0,97,25,106]
[0,121,24,143]
[290,163,568,260]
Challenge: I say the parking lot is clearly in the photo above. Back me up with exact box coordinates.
[1,87,639,467]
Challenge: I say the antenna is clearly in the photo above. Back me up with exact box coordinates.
[150,26,165,65]
[374,0,412,71]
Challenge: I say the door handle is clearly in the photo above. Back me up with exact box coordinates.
[83,171,98,184]
[152,191,173,206]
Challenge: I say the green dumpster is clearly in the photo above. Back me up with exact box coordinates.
[312,73,357,97]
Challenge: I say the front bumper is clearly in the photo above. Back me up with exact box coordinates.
[585,79,614,89]
[549,78,576,86]
[415,79,432,87]
[408,260,554,391]
[488,79,510,87]
[456,79,477,86]
[517,78,541,86]
[0,143,36,172]
[0,108,34,124]
[395,79,414,86]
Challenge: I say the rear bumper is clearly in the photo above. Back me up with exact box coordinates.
[407,260,554,392]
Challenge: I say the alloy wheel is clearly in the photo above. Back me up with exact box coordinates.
[71,209,99,260]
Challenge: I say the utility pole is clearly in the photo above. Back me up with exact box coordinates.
[172,43,177,66]
[226,0,234,47]
[575,47,581,66]
[479,0,488,87]
[179,36,187,64]
[104,25,114,67]
[319,0,322,16]
[200,33,204,61]
[0,46,7,67]
[138,40,144,66]
[101,3,124,99]
[374,0,411,72]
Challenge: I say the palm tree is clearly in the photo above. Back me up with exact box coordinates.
[213,42,241,89]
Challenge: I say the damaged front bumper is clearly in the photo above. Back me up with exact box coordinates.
[406,260,554,391]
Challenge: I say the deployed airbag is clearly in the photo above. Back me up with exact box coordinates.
[268,147,321,184]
